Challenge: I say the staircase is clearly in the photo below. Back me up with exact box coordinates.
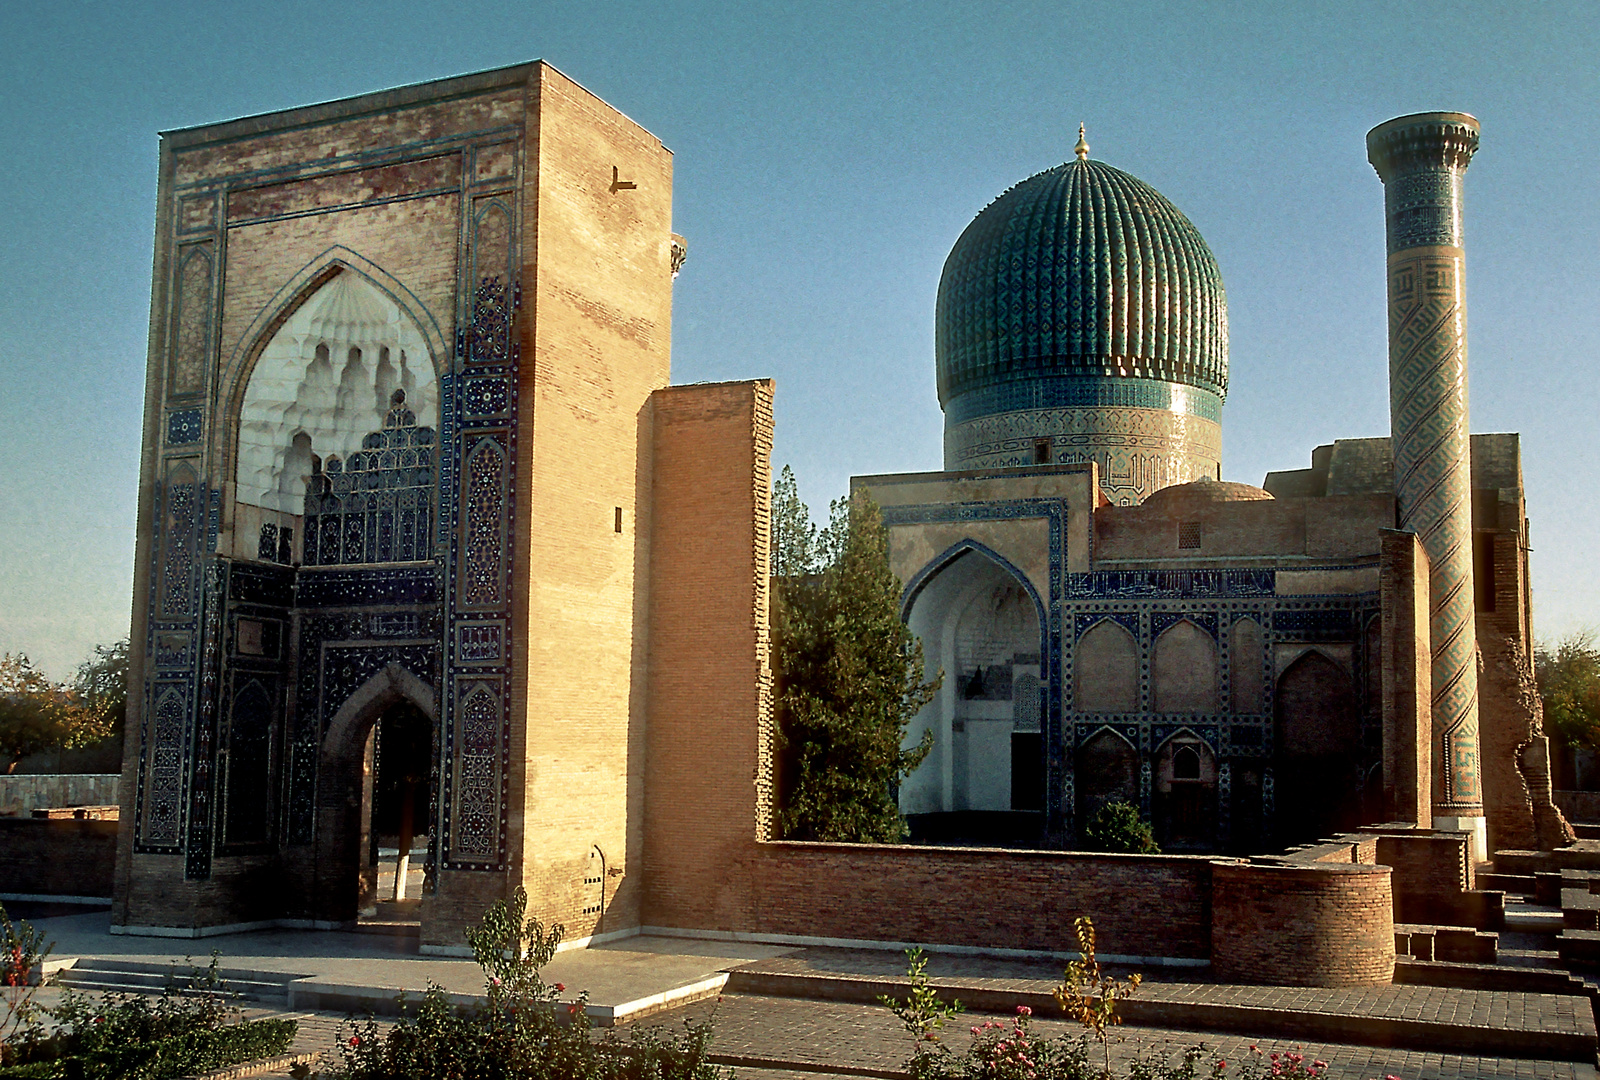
[52,958,302,1007]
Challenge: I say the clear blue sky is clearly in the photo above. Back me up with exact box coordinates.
[1,1,1595,678]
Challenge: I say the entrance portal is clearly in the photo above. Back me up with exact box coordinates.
[359,701,434,924]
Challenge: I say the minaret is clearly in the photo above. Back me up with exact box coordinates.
[1367,112,1485,859]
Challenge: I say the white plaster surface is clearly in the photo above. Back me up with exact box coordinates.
[237,272,439,515]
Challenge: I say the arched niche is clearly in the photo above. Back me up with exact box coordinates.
[1154,733,1218,850]
[314,663,438,923]
[1230,617,1265,715]
[1274,650,1363,844]
[230,270,439,562]
[899,544,1044,824]
[1073,620,1138,713]
[1153,619,1218,713]
[1075,727,1140,829]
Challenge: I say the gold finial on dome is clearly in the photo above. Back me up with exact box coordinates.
[1074,123,1090,160]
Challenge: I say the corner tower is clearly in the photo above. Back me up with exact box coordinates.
[936,130,1228,503]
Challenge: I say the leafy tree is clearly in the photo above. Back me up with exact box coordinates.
[74,639,129,738]
[1537,630,1600,751]
[772,478,940,843]
[0,646,121,774]
[1081,799,1160,854]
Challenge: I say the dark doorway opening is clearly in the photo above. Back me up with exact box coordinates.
[359,700,433,927]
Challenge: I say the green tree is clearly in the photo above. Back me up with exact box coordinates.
[772,479,940,843]
[0,646,122,774]
[74,639,129,737]
[1536,629,1600,750]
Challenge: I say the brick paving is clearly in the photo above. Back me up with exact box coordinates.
[232,994,1598,1079]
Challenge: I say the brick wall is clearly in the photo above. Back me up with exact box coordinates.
[1211,860,1394,986]
[500,63,678,949]
[749,842,1214,960]
[1379,529,1431,826]
[642,379,774,932]
[1375,832,1470,923]
[0,819,118,898]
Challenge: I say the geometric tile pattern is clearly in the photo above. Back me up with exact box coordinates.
[883,496,1381,844]
[1371,114,1483,816]
[1387,251,1482,813]
[935,159,1229,407]
[439,194,519,872]
[301,399,436,567]
[946,404,1221,505]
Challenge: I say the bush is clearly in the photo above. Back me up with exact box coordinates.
[0,963,296,1080]
[1081,801,1159,854]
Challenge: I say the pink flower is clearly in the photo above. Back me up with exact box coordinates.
[348,1036,361,1047]
[490,976,501,986]
[1016,1005,1032,1017]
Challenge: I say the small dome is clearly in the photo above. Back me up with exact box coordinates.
[936,157,1229,409]
[1140,477,1274,511]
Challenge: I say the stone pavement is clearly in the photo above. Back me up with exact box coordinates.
[16,909,1600,1077]
[234,994,1599,1079]
[728,946,1596,1060]
[23,908,790,1022]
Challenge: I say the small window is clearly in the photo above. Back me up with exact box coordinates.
[1033,439,1052,464]
[1178,521,1202,549]
[1173,744,1201,781]
[614,507,624,533]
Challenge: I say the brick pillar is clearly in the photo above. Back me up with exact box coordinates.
[1380,529,1431,828]
[1368,113,1485,860]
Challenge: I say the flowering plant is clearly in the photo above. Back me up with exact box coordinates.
[0,901,51,1064]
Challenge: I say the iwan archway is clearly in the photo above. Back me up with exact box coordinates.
[899,543,1047,847]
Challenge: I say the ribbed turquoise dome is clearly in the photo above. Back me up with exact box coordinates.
[935,158,1229,410]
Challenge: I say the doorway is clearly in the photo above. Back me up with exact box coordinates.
[358,700,433,926]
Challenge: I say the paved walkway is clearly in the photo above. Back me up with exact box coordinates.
[236,995,1599,1080]
[16,911,1600,1077]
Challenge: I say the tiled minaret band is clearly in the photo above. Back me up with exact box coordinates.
[1368,112,1484,854]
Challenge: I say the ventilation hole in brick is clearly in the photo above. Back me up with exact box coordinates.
[1178,521,1202,549]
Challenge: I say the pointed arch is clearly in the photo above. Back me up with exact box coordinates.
[313,662,439,923]
[1152,618,1218,713]
[1073,618,1139,713]
[896,539,1048,822]
[1075,726,1140,825]
[900,539,1046,634]
[218,249,445,485]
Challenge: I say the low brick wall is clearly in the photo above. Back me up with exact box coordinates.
[0,818,117,898]
[747,841,1215,961]
[1211,860,1395,986]
[0,774,119,817]
[1555,791,1600,824]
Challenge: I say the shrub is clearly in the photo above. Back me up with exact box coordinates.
[1081,801,1159,854]
[0,959,295,1080]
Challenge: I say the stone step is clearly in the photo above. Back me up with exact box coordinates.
[53,959,298,1005]
[1479,872,1537,895]
[1504,904,1566,933]
[1557,930,1600,969]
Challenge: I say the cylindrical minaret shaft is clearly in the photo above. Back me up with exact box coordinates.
[1368,112,1484,853]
